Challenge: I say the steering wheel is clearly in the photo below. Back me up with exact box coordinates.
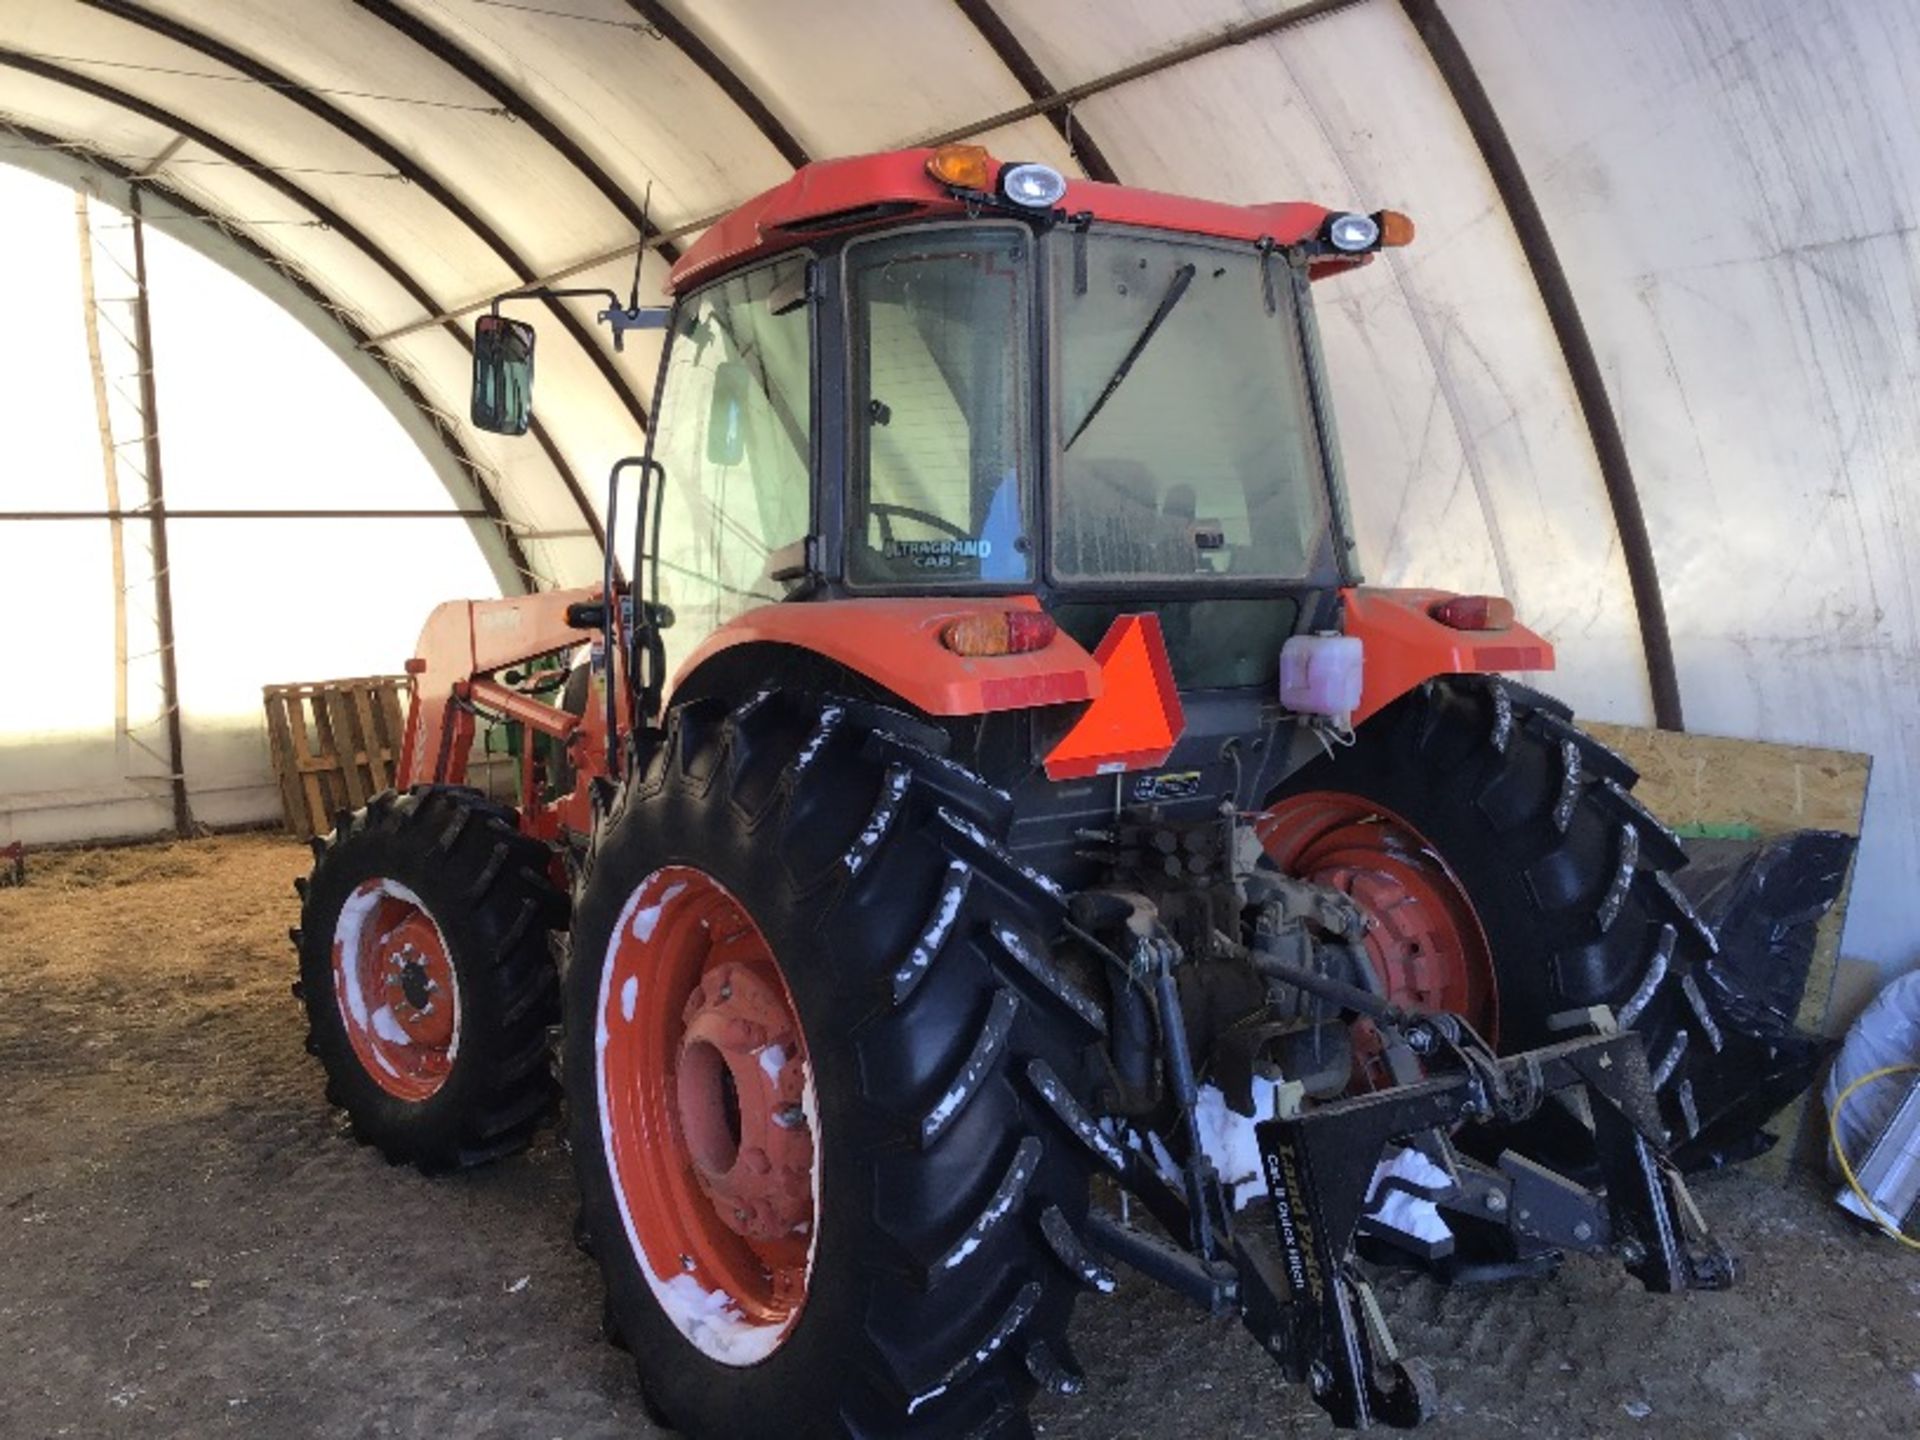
[870,501,973,547]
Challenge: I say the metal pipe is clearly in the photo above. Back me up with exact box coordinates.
[1247,949,1399,1025]
[363,209,730,348]
[1150,948,1225,1260]
[351,0,681,262]
[914,0,1371,150]
[73,190,131,749]
[1400,0,1685,731]
[126,188,193,840]
[0,778,282,819]
[1083,1209,1236,1311]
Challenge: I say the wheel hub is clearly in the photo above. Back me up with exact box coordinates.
[1259,792,1498,1043]
[675,961,814,1244]
[596,866,818,1361]
[394,951,435,1013]
[331,879,460,1100]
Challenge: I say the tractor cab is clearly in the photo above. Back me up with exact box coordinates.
[473,144,1420,708]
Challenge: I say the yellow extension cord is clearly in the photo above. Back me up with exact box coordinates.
[1827,1062,1920,1251]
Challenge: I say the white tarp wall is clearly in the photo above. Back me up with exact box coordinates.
[1451,0,1920,979]
[0,165,497,843]
[0,0,1913,980]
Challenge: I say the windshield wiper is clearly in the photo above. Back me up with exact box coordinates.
[1064,262,1196,451]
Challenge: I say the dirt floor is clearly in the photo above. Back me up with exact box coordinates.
[1,833,1916,1439]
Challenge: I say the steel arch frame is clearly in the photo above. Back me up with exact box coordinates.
[350,0,682,263]
[950,0,1120,183]
[80,0,656,445]
[621,1,812,170]
[0,46,579,585]
[0,116,531,594]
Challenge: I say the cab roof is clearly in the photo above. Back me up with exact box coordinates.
[667,147,1354,295]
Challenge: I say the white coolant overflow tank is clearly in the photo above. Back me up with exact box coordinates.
[1279,633,1364,722]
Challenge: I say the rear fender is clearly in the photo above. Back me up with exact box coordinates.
[668,597,1101,716]
[1342,587,1554,725]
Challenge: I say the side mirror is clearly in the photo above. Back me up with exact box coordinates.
[471,313,536,435]
[706,359,751,466]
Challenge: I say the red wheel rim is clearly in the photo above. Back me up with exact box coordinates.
[1258,792,1498,1052]
[331,878,461,1101]
[596,866,817,1366]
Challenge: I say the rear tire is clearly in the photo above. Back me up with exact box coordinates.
[565,691,1110,1438]
[293,786,564,1171]
[1265,676,1726,1154]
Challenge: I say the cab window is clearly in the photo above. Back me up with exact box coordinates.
[648,256,812,672]
[846,227,1034,586]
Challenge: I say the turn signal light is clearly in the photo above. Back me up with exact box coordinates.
[926,143,996,191]
[1429,594,1515,631]
[941,610,1057,657]
[1377,209,1416,247]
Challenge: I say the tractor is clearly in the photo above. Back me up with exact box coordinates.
[292,144,1798,1436]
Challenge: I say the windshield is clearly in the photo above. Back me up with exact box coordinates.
[1050,228,1328,582]
[846,226,1033,585]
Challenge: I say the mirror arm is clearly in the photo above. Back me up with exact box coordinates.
[596,305,670,352]
[492,285,618,312]
[491,288,670,352]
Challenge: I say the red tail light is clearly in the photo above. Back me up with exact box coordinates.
[1428,595,1514,632]
[941,610,1057,657]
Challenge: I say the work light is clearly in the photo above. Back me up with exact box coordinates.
[1000,162,1068,209]
[1325,212,1382,252]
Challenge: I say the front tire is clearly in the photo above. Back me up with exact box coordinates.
[293,786,564,1170]
[565,692,1111,1438]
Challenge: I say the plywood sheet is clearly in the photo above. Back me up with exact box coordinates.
[1581,724,1871,839]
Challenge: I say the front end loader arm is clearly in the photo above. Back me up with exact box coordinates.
[394,586,618,789]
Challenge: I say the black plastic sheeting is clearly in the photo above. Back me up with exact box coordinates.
[1666,830,1857,1171]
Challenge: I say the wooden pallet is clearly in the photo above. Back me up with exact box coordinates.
[263,676,412,840]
